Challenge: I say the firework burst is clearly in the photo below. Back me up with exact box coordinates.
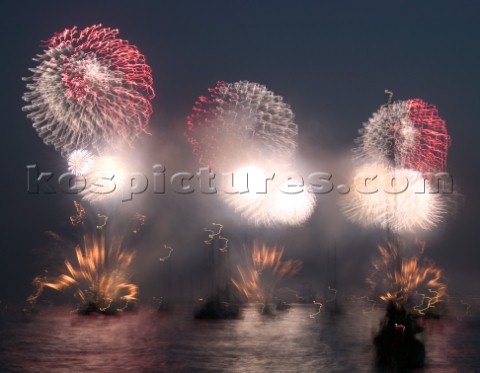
[28,232,137,313]
[339,162,448,233]
[185,81,298,170]
[231,242,302,307]
[355,99,450,173]
[367,241,446,315]
[23,24,154,155]
[220,167,316,227]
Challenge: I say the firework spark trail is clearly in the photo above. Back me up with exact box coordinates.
[355,98,450,173]
[185,81,298,170]
[28,233,137,311]
[309,301,324,319]
[339,162,448,233]
[69,201,86,226]
[23,24,154,156]
[231,243,302,305]
[367,241,446,315]
[96,214,108,229]
[356,296,380,314]
[159,245,174,262]
[203,223,229,252]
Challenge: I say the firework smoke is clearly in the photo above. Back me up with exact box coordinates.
[220,167,316,227]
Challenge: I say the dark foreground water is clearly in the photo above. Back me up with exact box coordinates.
[0,304,479,372]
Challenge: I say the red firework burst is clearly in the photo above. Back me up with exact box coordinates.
[23,24,155,155]
[403,99,450,173]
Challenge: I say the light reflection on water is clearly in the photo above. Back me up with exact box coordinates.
[0,305,479,372]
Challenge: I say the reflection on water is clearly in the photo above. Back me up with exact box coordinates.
[0,304,479,372]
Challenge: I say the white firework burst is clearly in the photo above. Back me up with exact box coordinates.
[220,167,316,227]
[67,150,94,176]
[355,101,415,166]
[339,162,448,233]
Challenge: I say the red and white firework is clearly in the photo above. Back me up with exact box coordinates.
[356,99,450,173]
[185,81,298,171]
[23,24,155,155]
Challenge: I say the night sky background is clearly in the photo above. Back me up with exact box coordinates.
[0,1,479,303]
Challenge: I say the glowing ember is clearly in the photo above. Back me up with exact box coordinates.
[367,241,446,315]
[28,233,137,312]
[231,242,302,306]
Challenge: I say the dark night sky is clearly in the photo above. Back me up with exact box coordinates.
[0,1,479,301]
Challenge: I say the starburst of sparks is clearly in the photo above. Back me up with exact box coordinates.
[67,149,94,176]
[231,242,302,305]
[22,24,154,156]
[28,233,137,312]
[367,241,446,315]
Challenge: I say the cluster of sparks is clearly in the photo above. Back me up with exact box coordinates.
[231,243,302,306]
[23,24,154,156]
[367,241,446,315]
[28,233,138,312]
